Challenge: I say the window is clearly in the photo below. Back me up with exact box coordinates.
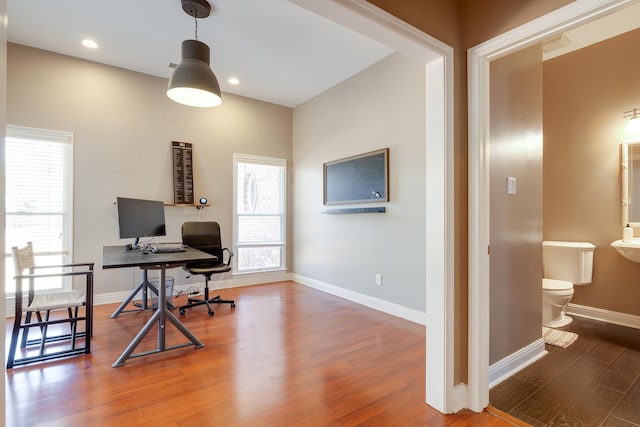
[5,125,73,293]
[233,153,286,273]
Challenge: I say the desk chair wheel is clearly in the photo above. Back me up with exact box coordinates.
[179,308,186,315]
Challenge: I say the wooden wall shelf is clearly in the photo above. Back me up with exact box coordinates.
[164,203,210,209]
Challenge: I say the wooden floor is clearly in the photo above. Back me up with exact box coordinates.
[490,316,640,426]
[6,281,517,426]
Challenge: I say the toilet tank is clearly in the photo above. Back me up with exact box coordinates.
[542,241,595,285]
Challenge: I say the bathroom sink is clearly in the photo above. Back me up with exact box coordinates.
[611,239,640,263]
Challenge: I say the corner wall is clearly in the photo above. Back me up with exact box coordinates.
[292,53,427,312]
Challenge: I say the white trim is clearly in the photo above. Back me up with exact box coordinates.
[489,339,547,389]
[569,303,640,329]
[291,0,456,413]
[232,152,287,273]
[292,273,426,325]
[468,0,636,413]
[452,383,469,414]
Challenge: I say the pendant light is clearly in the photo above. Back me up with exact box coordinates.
[167,0,222,108]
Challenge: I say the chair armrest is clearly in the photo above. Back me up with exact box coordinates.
[222,248,234,266]
[14,270,95,281]
[30,262,95,270]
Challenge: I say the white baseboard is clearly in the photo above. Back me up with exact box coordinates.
[291,274,426,325]
[452,383,469,413]
[568,303,640,329]
[489,338,547,389]
[6,271,293,315]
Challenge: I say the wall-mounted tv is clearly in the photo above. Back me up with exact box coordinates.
[323,148,389,205]
[117,197,166,249]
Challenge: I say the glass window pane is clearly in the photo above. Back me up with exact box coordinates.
[237,247,282,271]
[5,127,73,293]
[236,163,282,215]
[237,216,283,243]
[234,154,286,272]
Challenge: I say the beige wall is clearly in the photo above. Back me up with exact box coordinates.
[490,45,544,364]
[292,53,426,311]
[7,43,293,296]
[544,28,640,317]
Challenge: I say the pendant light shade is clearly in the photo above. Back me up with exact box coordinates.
[168,40,222,107]
[167,0,222,108]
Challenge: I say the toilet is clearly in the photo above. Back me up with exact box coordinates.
[542,241,595,328]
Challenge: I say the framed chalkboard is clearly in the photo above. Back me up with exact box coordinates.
[323,148,389,205]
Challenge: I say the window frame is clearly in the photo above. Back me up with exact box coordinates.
[232,153,287,274]
[5,125,74,295]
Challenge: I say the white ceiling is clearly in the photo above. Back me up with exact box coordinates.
[7,0,394,108]
[7,1,640,108]
[543,1,640,60]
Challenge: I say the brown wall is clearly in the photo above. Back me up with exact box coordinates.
[461,0,574,49]
[366,0,575,382]
[544,28,640,317]
[490,44,543,364]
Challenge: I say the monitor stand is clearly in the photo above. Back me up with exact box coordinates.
[124,237,140,252]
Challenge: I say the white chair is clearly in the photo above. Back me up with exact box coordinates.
[7,242,94,368]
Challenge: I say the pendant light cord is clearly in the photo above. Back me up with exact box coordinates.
[194,13,199,40]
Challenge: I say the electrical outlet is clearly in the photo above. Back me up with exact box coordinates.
[375,273,382,286]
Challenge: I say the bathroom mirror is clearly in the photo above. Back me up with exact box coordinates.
[622,142,640,226]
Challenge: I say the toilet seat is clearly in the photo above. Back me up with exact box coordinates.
[542,278,572,291]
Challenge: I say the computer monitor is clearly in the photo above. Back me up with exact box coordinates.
[117,197,166,250]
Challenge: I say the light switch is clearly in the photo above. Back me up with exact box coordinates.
[506,176,516,195]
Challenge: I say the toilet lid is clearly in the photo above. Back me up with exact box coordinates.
[543,278,572,291]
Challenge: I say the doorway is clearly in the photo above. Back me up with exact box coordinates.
[468,0,638,413]
[291,0,456,413]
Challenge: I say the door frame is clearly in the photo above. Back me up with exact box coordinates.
[467,0,637,412]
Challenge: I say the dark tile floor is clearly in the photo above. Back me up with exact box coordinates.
[490,316,640,426]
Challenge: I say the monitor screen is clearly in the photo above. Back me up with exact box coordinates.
[117,197,166,242]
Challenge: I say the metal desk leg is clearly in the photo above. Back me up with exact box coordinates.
[113,268,204,367]
[110,269,175,318]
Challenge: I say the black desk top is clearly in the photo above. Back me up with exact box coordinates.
[102,245,216,269]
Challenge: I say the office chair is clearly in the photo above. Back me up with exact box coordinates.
[178,222,236,317]
[7,242,94,368]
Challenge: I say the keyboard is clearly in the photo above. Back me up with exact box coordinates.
[150,243,186,253]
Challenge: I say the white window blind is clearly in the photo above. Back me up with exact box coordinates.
[233,153,286,273]
[5,125,73,293]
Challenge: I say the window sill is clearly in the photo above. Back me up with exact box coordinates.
[232,268,288,277]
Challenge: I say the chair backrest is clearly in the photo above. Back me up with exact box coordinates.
[182,222,224,261]
[12,241,36,275]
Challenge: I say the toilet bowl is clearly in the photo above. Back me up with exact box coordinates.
[542,278,574,328]
[542,241,595,328]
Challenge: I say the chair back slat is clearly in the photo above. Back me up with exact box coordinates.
[12,241,36,274]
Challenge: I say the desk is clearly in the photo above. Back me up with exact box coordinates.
[102,246,217,367]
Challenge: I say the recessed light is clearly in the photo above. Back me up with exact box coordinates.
[228,77,240,85]
[82,39,99,49]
